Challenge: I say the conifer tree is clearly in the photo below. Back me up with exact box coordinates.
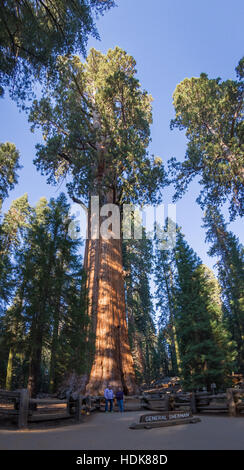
[0,194,31,387]
[55,268,88,390]
[169,57,244,219]
[29,47,165,394]
[0,142,20,207]
[0,0,114,99]
[174,231,235,390]
[0,193,88,393]
[155,329,170,378]
[123,227,157,384]
[154,221,180,375]
[203,207,244,372]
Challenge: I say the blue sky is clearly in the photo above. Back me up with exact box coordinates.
[0,0,243,271]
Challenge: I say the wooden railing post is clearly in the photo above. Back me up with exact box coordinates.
[190,392,197,414]
[164,394,170,411]
[75,395,82,422]
[18,389,29,429]
[227,388,236,417]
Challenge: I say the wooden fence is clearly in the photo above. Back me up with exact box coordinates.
[1,387,244,429]
[141,388,244,416]
[72,389,244,416]
[0,389,82,429]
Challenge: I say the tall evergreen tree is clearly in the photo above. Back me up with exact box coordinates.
[28,47,165,394]
[203,207,244,372]
[0,142,20,208]
[173,231,235,390]
[55,268,88,390]
[0,194,30,329]
[0,193,88,395]
[123,226,157,384]
[154,221,180,376]
[169,57,244,219]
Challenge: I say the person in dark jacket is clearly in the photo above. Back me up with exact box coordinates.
[116,388,124,412]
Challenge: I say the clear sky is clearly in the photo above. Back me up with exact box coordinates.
[0,0,243,271]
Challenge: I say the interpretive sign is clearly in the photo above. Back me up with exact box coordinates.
[140,411,192,423]
[129,411,200,430]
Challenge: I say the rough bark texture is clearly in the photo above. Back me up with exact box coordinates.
[85,194,137,396]
[57,373,88,399]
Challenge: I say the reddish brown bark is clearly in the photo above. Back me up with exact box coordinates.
[85,195,137,396]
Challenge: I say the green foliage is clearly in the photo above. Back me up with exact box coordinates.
[203,206,244,372]
[1,193,30,251]
[155,329,170,378]
[0,0,115,100]
[55,270,88,387]
[173,231,235,390]
[0,242,12,313]
[154,220,236,390]
[154,220,179,376]
[0,193,88,393]
[169,57,244,219]
[123,224,157,384]
[0,142,21,206]
[29,47,165,206]
[0,193,30,311]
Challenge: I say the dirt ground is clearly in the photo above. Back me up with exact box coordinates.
[0,411,244,450]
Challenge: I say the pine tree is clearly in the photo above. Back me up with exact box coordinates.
[0,193,88,393]
[123,227,157,384]
[0,225,13,310]
[203,207,244,372]
[21,194,83,396]
[174,231,235,390]
[0,194,31,388]
[154,221,180,376]
[155,329,170,378]
[55,268,88,389]
[0,142,20,207]
[0,190,27,308]
[1,193,30,253]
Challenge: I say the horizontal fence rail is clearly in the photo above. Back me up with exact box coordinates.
[0,389,83,429]
[1,387,244,428]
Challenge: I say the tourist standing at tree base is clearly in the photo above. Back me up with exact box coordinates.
[104,385,114,412]
[116,388,124,412]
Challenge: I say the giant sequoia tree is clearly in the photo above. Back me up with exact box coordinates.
[29,48,165,394]
[169,58,244,219]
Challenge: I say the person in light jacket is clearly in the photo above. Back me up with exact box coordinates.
[104,385,114,412]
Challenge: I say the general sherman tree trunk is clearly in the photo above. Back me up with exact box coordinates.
[85,191,137,395]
